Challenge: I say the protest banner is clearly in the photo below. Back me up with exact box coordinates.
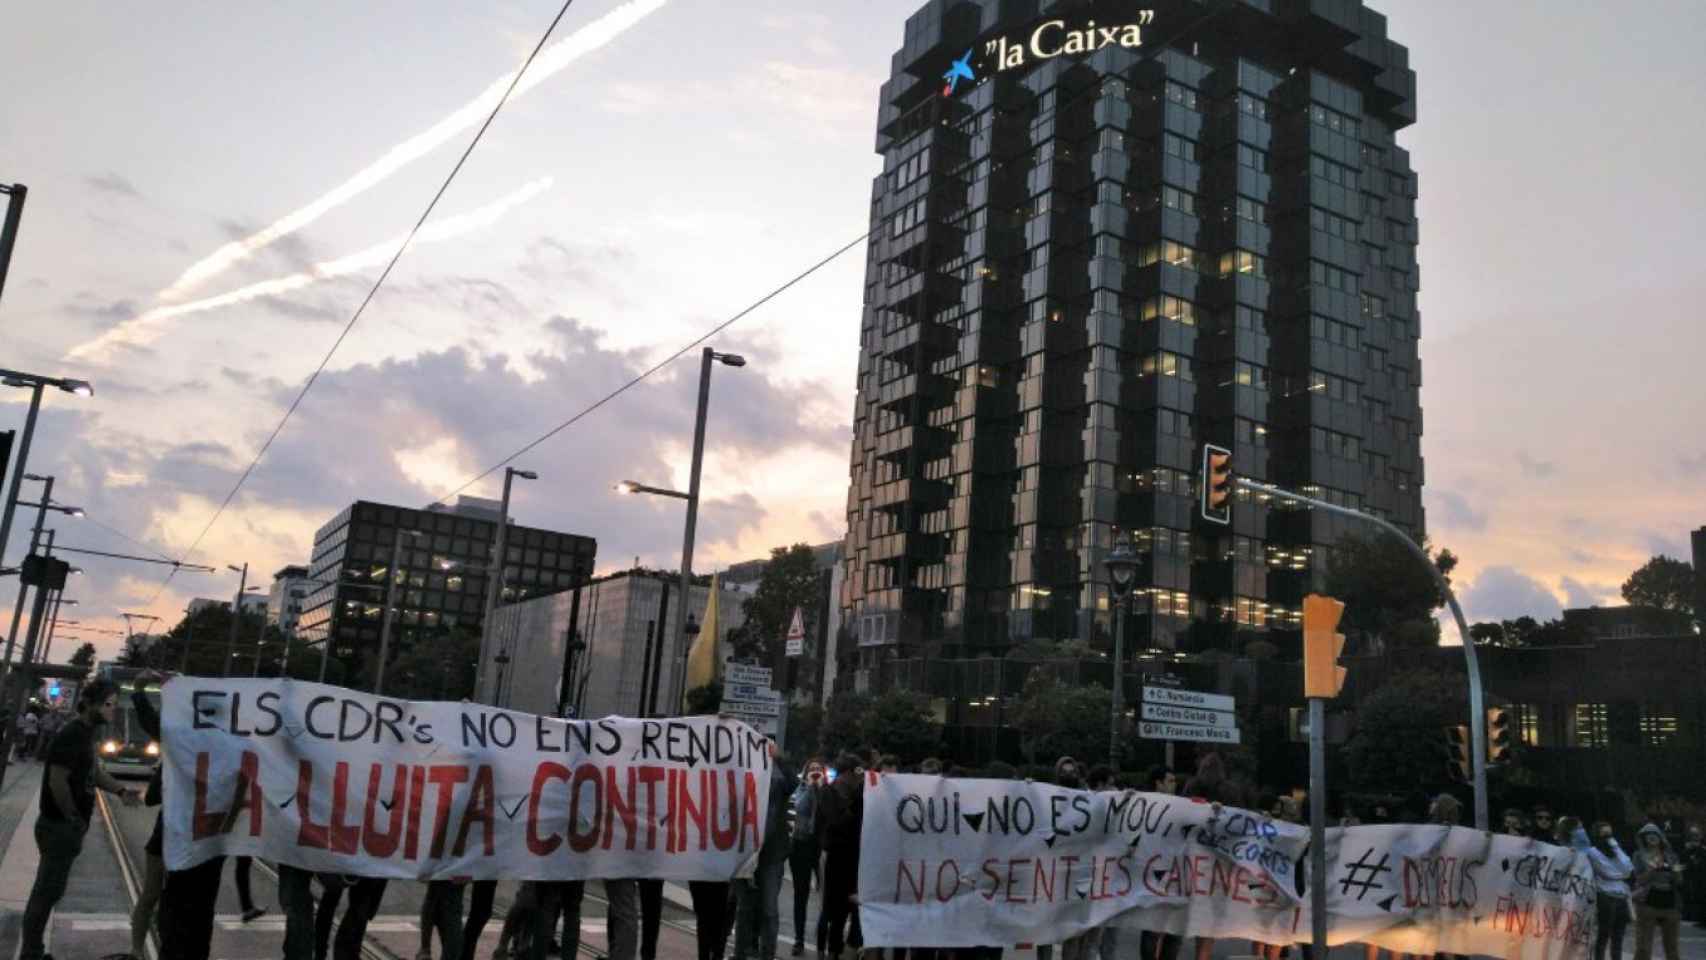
[858,775,1594,960]
[160,678,773,881]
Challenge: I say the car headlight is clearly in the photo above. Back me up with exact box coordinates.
[145,742,159,757]
[101,740,120,755]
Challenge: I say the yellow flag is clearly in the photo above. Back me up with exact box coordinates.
[682,573,721,708]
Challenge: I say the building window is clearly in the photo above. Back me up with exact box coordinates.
[1515,704,1540,746]
[1641,710,1679,747]
[1572,704,1608,749]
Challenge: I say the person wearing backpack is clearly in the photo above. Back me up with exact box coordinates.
[734,742,797,960]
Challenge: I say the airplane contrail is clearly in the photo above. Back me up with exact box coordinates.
[155,0,670,305]
[67,178,554,361]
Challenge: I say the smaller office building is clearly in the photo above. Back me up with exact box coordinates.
[481,568,747,720]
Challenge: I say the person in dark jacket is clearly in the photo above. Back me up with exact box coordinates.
[817,752,866,960]
[127,672,167,960]
[1633,823,1685,960]
[734,743,796,960]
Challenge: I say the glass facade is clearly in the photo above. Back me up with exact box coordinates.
[842,0,1423,672]
[297,499,597,689]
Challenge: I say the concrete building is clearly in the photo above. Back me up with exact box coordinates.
[268,564,311,637]
[480,569,747,720]
[1561,604,1694,641]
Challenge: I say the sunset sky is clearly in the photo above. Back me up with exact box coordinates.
[3,0,1703,662]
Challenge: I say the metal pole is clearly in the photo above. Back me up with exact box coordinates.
[41,589,63,664]
[672,348,715,713]
[476,470,516,701]
[1308,696,1328,957]
[2,474,51,676]
[0,571,53,793]
[0,184,25,309]
[0,382,43,573]
[1110,594,1127,775]
[224,562,247,677]
[1236,476,1490,830]
[18,529,53,667]
[375,532,408,696]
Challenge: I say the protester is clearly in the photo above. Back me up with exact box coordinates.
[1579,819,1633,960]
[124,671,167,960]
[1680,825,1706,925]
[417,879,465,960]
[332,877,390,960]
[458,881,500,960]
[1529,806,1556,842]
[1139,764,1184,960]
[1501,808,1528,838]
[18,679,142,960]
[1633,823,1684,960]
[789,759,827,956]
[818,750,866,960]
[18,709,38,760]
[734,742,795,960]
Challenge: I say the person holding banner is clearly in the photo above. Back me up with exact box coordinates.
[817,752,865,960]
[734,746,795,960]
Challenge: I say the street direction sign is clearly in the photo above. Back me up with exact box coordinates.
[726,663,772,687]
[1139,720,1241,744]
[721,698,782,719]
[1141,685,1235,713]
[725,682,782,703]
[786,608,806,657]
[1140,702,1235,728]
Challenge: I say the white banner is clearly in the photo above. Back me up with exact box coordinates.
[161,679,773,881]
[858,776,1594,960]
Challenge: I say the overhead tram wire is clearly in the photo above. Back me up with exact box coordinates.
[434,4,1241,503]
[434,228,871,505]
[140,0,584,607]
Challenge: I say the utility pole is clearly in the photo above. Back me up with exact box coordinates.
[1,475,53,678]
[375,531,421,697]
[0,183,25,309]
[1303,594,1348,960]
[1235,474,1489,830]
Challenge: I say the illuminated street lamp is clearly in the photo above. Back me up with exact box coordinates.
[1103,536,1141,774]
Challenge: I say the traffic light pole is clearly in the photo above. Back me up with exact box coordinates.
[1308,696,1328,958]
[1235,476,1489,831]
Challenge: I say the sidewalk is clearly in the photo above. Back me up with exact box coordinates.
[0,761,46,960]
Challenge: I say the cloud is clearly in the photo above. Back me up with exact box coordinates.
[66,178,555,361]
[84,172,141,199]
[1559,575,1617,609]
[740,61,878,139]
[1515,452,1557,479]
[149,0,672,305]
[1426,488,1486,532]
[1682,453,1706,477]
[1639,531,1688,560]
[1459,566,1562,622]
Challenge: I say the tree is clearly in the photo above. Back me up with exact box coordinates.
[1324,533,1456,650]
[859,689,942,765]
[1343,670,1464,794]
[816,688,941,764]
[1010,673,1110,766]
[67,643,98,670]
[141,604,276,676]
[728,544,823,665]
[1621,555,1696,616]
[386,626,481,702]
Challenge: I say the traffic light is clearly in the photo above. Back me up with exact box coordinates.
[1445,724,1472,782]
[1200,443,1233,525]
[1302,593,1347,699]
[1486,706,1513,765]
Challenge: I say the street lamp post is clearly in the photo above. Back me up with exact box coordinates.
[375,530,424,696]
[0,370,93,577]
[1104,536,1140,775]
[0,182,27,307]
[1,477,81,682]
[615,347,744,715]
[476,466,536,704]
[224,563,248,677]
